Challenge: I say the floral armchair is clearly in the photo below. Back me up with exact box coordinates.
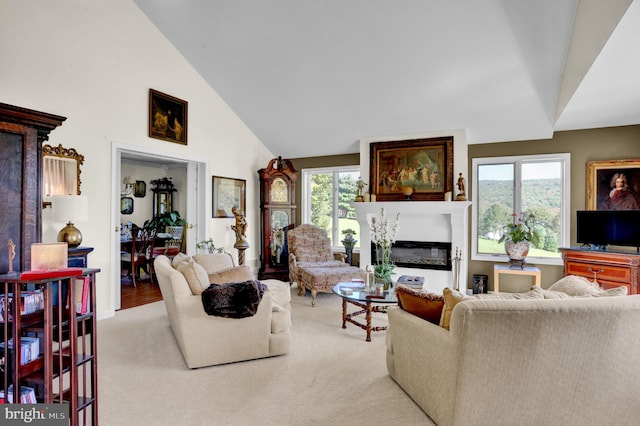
[288,224,365,305]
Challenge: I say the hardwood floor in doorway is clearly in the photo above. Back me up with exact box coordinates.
[120,276,163,310]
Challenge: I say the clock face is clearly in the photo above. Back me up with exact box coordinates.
[270,177,288,203]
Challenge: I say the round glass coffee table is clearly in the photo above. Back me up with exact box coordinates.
[332,283,397,342]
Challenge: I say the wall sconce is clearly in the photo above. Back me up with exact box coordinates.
[52,195,89,247]
[122,176,135,196]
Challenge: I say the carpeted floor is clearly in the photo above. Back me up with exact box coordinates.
[98,286,434,425]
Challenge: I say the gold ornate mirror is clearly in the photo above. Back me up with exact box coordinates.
[42,144,84,198]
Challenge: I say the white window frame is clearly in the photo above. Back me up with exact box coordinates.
[471,153,571,266]
[301,165,360,250]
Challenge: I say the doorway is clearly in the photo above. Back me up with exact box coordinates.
[112,143,209,312]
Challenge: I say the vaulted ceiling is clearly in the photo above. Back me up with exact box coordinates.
[134,0,640,158]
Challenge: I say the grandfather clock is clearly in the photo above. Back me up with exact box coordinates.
[258,157,297,281]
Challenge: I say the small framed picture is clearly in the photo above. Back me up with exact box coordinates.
[212,176,246,218]
[121,197,134,214]
[134,180,146,197]
[148,89,188,145]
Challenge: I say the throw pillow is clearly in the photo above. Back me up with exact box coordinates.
[208,265,254,285]
[439,288,471,330]
[542,289,575,299]
[548,275,601,296]
[171,252,189,268]
[176,258,210,295]
[193,253,235,274]
[475,286,544,300]
[589,286,628,297]
[395,285,444,325]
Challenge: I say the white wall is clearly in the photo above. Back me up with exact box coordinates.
[1,0,275,317]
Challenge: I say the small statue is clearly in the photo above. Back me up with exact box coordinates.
[455,172,467,201]
[355,177,366,202]
[7,239,16,275]
[231,207,250,249]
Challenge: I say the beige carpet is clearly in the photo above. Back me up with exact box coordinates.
[98,286,434,425]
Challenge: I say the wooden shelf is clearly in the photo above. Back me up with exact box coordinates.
[0,269,100,425]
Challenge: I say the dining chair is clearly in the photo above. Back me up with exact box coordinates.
[121,228,156,287]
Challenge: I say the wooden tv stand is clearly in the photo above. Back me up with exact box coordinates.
[560,247,639,295]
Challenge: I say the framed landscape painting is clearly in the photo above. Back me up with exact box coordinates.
[369,136,453,201]
[586,159,640,210]
[212,176,246,218]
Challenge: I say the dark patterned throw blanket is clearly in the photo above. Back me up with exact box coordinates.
[201,280,267,318]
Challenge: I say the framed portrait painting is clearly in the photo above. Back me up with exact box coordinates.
[586,159,640,210]
[148,89,188,145]
[370,136,454,201]
[212,176,246,218]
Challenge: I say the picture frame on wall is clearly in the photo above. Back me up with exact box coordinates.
[134,180,146,198]
[148,89,188,145]
[586,159,640,210]
[121,197,134,214]
[212,176,246,218]
[369,136,454,201]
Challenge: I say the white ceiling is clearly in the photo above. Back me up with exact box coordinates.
[133,0,640,158]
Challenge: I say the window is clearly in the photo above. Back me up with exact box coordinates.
[471,153,570,265]
[301,166,361,249]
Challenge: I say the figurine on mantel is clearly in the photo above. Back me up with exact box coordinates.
[355,177,366,202]
[455,172,467,201]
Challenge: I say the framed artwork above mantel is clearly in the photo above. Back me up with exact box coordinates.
[369,136,453,201]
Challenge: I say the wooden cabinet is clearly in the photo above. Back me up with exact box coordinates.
[560,247,639,294]
[258,157,297,281]
[68,247,94,268]
[0,103,66,274]
[0,268,99,425]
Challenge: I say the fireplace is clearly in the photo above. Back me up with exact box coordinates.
[354,201,471,294]
[371,241,452,271]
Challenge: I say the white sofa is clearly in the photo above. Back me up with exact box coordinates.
[154,253,291,368]
[386,294,640,425]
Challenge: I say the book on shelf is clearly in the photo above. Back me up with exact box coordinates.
[0,291,44,322]
[0,385,37,404]
[0,337,40,365]
[74,276,90,314]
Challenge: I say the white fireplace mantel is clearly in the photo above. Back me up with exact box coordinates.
[354,201,472,293]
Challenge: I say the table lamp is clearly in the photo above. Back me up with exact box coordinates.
[52,195,89,247]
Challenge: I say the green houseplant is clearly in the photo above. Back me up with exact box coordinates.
[369,208,400,290]
[498,212,540,262]
[144,211,185,233]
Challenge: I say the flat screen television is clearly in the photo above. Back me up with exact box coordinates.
[576,210,640,251]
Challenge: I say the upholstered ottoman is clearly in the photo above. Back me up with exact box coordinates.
[261,279,292,311]
[298,266,366,306]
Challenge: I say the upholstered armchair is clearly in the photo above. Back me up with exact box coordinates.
[288,224,365,305]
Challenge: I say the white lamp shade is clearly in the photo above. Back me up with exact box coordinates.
[52,195,89,223]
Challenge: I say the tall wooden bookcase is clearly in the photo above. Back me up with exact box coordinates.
[0,268,99,425]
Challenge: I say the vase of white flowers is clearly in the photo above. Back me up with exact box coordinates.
[369,208,400,290]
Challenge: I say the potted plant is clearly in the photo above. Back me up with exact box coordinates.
[341,228,357,242]
[144,211,185,238]
[498,212,540,264]
[195,238,227,254]
[369,208,400,290]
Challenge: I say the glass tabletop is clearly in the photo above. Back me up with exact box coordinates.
[332,282,397,303]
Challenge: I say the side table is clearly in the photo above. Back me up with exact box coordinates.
[493,264,541,293]
[332,283,397,342]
